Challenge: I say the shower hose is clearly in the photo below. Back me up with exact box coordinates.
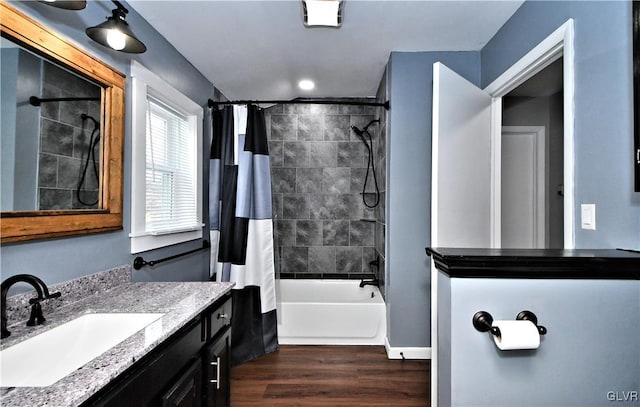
[351,119,381,208]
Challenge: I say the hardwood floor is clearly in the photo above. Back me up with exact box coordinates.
[230,345,430,406]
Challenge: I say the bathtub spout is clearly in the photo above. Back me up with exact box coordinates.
[359,279,379,288]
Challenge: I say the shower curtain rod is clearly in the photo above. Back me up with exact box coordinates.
[207,98,390,110]
[29,96,100,106]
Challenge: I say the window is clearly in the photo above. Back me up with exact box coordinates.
[130,62,203,253]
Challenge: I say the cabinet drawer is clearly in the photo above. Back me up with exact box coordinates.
[206,296,232,340]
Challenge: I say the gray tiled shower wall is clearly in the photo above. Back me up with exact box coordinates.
[375,72,388,298]
[265,101,386,284]
[38,61,101,210]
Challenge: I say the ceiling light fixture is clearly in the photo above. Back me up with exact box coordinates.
[302,0,343,27]
[86,1,146,54]
[298,79,315,91]
[37,0,87,10]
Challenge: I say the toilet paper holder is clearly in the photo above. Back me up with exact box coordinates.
[473,310,547,337]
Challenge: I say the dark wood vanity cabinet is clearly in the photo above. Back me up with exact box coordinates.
[84,294,232,407]
[202,326,231,407]
[161,359,203,407]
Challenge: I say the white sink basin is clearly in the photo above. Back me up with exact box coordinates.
[0,313,164,387]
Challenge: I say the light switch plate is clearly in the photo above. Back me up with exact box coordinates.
[581,204,596,230]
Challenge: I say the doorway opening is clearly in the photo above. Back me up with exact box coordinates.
[501,58,564,249]
[486,19,575,249]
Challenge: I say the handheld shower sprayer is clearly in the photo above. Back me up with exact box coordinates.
[351,125,366,144]
[77,113,101,206]
[350,119,381,208]
[351,119,380,143]
[351,125,364,137]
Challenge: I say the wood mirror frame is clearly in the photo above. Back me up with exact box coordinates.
[0,3,125,243]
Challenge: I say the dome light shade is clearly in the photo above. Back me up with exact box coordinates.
[86,6,146,54]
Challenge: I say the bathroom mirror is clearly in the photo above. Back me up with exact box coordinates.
[0,3,125,243]
[1,40,103,212]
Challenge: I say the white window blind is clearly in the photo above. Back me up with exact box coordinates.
[145,97,198,234]
[130,61,203,254]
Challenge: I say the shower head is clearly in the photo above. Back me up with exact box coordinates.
[351,125,364,137]
[351,119,380,145]
[350,125,367,145]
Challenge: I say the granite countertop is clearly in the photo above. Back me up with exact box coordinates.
[0,280,234,407]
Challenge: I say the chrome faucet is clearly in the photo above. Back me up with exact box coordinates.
[1,274,61,339]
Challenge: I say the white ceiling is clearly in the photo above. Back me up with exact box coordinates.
[129,0,524,101]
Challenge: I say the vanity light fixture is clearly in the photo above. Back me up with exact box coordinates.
[37,0,87,10]
[86,0,146,54]
[302,0,344,27]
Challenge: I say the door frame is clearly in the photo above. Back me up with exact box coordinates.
[484,18,575,249]
[430,19,575,407]
[501,125,546,248]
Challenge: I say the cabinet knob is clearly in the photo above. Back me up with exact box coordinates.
[218,313,229,320]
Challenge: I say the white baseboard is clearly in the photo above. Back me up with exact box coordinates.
[384,337,432,360]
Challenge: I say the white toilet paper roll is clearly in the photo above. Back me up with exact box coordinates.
[492,320,540,350]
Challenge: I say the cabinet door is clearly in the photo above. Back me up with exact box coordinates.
[203,327,231,407]
[87,318,204,407]
[162,359,202,407]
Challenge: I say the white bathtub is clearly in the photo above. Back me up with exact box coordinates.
[276,279,386,345]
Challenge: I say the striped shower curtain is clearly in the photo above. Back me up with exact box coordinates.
[209,104,278,365]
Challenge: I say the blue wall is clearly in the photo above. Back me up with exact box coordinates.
[386,51,480,347]
[386,0,640,350]
[1,1,215,286]
[440,275,639,407]
[433,3,640,405]
[482,0,640,249]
